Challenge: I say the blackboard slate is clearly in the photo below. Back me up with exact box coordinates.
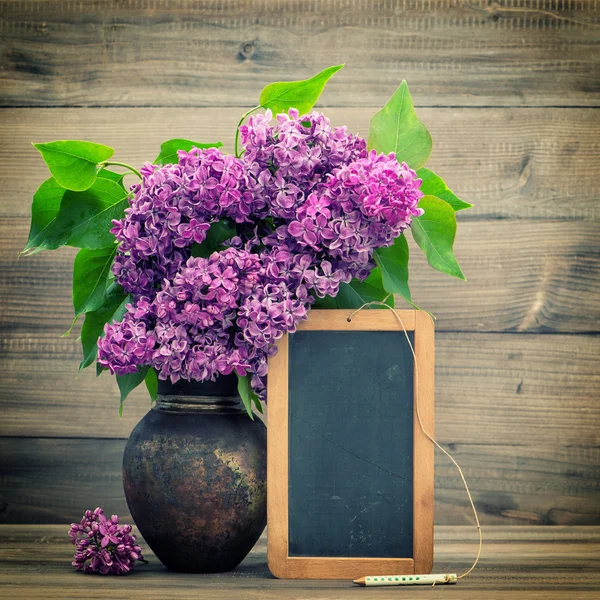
[288,329,415,559]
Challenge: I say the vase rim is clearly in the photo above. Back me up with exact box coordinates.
[153,394,244,414]
[157,373,239,398]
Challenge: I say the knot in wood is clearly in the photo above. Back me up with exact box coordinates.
[239,41,256,60]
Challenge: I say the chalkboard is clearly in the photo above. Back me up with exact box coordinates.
[267,310,434,580]
[288,330,414,559]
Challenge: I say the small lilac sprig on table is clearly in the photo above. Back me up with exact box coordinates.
[69,508,147,574]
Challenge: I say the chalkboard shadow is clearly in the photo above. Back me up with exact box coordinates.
[288,329,414,558]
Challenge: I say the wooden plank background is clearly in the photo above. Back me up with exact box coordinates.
[0,0,598,526]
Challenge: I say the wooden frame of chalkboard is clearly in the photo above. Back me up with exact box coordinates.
[267,309,434,580]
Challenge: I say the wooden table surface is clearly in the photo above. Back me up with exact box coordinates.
[0,525,598,599]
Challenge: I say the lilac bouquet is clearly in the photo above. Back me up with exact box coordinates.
[23,65,471,415]
[69,508,146,574]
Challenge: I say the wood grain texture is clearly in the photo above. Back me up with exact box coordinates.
[413,310,435,573]
[1,331,598,444]
[276,556,415,581]
[4,220,599,334]
[436,444,600,526]
[2,107,598,222]
[0,0,599,531]
[1,1,599,108]
[1,438,598,526]
[1,525,600,599]
[297,309,417,329]
[8,215,600,329]
[266,335,288,578]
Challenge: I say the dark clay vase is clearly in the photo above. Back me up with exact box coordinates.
[122,374,266,573]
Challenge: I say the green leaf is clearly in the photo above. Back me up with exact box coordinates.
[368,80,432,169]
[33,140,114,191]
[347,272,395,307]
[72,246,117,321]
[237,374,262,419]
[145,368,159,404]
[310,292,337,309]
[313,270,394,310]
[155,139,223,165]
[374,235,411,302]
[417,168,472,211]
[259,64,344,114]
[411,195,465,280]
[22,177,66,254]
[253,395,263,413]
[374,236,425,311]
[191,219,237,258]
[117,366,149,417]
[79,284,129,371]
[97,168,125,186]
[24,178,128,254]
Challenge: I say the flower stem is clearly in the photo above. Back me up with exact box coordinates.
[102,161,142,179]
[234,106,261,158]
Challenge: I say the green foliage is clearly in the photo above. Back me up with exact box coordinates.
[417,168,472,211]
[117,366,149,417]
[23,178,65,254]
[23,168,125,255]
[346,272,395,308]
[21,77,470,419]
[368,80,432,169]
[191,219,237,258]
[374,234,411,304]
[22,178,128,254]
[411,196,465,280]
[145,368,159,404]
[155,139,223,165]
[33,140,114,191]
[237,374,263,419]
[313,269,394,310]
[79,283,129,371]
[259,65,343,114]
[72,246,117,320]
[96,168,126,186]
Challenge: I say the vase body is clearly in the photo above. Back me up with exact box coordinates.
[122,375,267,573]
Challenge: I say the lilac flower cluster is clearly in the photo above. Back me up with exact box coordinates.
[110,149,264,296]
[69,508,145,575]
[99,247,309,395]
[99,110,423,398]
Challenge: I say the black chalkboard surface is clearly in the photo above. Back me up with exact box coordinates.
[267,310,435,580]
[288,330,414,559]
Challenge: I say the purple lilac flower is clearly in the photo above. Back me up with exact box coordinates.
[69,508,145,575]
[110,147,264,296]
[240,109,367,220]
[97,312,155,375]
[99,248,309,396]
[99,110,423,399]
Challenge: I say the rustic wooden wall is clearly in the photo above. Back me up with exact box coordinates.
[0,0,599,526]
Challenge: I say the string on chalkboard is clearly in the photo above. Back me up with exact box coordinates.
[347,301,482,582]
